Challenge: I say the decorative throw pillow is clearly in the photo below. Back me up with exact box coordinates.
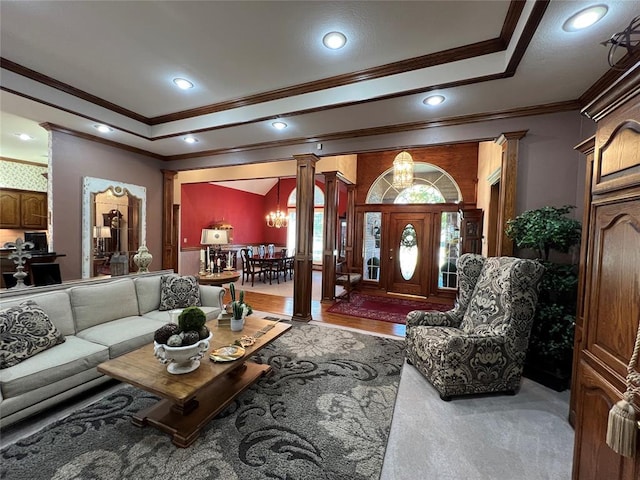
[0,300,66,369]
[159,275,201,311]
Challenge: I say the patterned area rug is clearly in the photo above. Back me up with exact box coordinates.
[1,321,404,480]
[327,292,453,324]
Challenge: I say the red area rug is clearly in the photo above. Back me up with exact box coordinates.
[326,292,453,325]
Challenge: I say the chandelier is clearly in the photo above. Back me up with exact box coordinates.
[392,151,414,189]
[266,179,289,228]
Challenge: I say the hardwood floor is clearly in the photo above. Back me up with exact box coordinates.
[227,290,407,338]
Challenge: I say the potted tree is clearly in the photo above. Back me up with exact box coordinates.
[505,205,581,391]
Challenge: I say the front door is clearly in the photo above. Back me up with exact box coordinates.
[386,212,433,296]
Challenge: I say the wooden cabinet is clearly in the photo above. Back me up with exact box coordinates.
[0,189,47,229]
[21,191,47,229]
[0,190,21,228]
[571,66,640,480]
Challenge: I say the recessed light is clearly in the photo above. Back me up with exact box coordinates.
[563,5,608,32]
[272,121,287,130]
[173,78,194,90]
[183,136,198,144]
[423,95,446,106]
[323,31,347,50]
[94,124,113,133]
[15,133,33,141]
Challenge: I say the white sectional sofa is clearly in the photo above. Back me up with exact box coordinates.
[0,271,225,428]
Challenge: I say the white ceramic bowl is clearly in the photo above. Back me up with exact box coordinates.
[154,331,212,374]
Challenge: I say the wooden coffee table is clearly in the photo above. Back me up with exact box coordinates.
[97,316,291,447]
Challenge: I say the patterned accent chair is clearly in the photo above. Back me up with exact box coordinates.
[405,254,545,400]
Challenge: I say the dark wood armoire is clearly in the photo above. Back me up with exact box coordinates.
[570,64,640,479]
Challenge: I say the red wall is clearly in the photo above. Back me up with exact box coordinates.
[181,178,344,249]
[181,183,267,247]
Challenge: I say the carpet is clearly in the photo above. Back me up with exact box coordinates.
[326,292,452,324]
[1,321,404,480]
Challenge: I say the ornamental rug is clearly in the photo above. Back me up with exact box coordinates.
[1,321,404,480]
[326,292,453,325]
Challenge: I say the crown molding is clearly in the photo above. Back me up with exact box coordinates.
[0,156,48,167]
[163,100,580,161]
[2,1,527,127]
[39,122,164,160]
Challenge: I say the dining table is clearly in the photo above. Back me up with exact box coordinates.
[248,254,294,285]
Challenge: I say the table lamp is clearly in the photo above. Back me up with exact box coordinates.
[201,228,228,273]
[93,226,111,257]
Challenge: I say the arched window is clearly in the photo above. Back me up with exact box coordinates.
[366,162,462,204]
[286,185,325,262]
[287,186,325,207]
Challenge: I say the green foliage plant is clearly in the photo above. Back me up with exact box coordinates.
[505,205,581,385]
[505,205,581,261]
[178,306,207,333]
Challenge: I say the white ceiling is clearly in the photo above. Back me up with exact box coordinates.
[1,1,638,166]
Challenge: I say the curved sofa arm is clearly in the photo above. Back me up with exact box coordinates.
[406,309,461,328]
[199,285,225,310]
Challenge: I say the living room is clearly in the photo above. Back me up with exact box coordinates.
[1,2,639,479]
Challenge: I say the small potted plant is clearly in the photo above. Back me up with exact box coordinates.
[228,283,252,331]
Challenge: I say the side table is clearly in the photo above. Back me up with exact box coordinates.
[197,270,240,286]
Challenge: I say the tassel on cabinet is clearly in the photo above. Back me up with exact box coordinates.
[606,396,637,458]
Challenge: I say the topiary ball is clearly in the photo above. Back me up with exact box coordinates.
[182,331,200,346]
[166,334,183,347]
[154,323,180,344]
[178,307,207,333]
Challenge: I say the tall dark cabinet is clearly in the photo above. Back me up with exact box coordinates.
[571,66,639,480]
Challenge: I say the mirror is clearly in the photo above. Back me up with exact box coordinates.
[82,177,146,278]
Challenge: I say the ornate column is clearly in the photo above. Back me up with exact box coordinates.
[292,154,318,322]
[495,130,527,256]
[321,171,339,303]
[161,170,177,271]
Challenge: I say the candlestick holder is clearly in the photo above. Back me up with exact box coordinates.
[4,238,35,289]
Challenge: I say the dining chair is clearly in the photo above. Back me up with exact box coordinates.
[280,248,294,280]
[239,248,252,285]
[263,256,281,285]
[246,257,265,286]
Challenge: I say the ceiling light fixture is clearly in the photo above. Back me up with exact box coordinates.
[423,95,446,106]
[392,151,414,189]
[323,31,347,50]
[173,78,194,90]
[16,133,33,141]
[272,121,287,130]
[94,124,113,133]
[183,136,198,144]
[563,5,608,32]
[266,178,289,228]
